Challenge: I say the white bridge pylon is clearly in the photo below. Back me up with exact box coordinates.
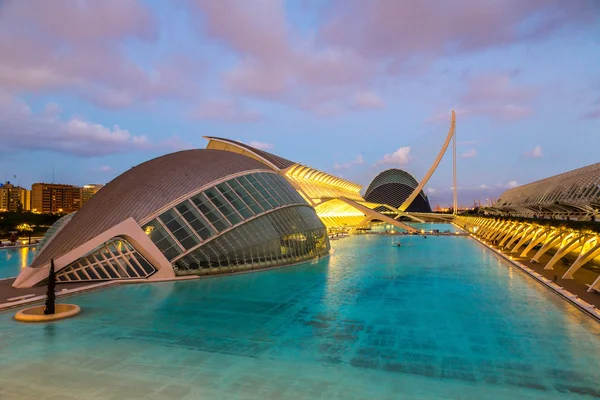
[398,110,457,214]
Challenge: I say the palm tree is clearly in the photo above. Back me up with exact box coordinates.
[44,259,56,315]
[16,223,33,244]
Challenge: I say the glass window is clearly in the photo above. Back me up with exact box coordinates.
[246,174,279,208]
[94,265,109,279]
[126,255,147,276]
[257,173,285,205]
[83,266,100,280]
[228,179,264,214]
[148,225,182,260]
[217,183,254,219]
[204,188,243,225]
[134,254,155,274]
[265,174,293,204]
[102,262,119,279]
[238,175,272,211]
[191,193,230,232]
[142,219,164,241]
[176,201,215,240]
[159,210,200,250]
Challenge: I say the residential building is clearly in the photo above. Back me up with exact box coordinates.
[31,183,81,214]
[81,184,104,206]
[0,182,30,212]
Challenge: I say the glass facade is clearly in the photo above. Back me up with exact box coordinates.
[56,239,155,282]
[141,172,308,263]
[32,212,75,266]
[173,205,329,275]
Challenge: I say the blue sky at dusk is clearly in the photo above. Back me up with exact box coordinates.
[0,0,599,207]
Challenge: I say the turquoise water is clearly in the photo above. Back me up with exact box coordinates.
[407,222,461,233]
[371,222,460,233]
[0,247,37,279]
[1,235,600,399]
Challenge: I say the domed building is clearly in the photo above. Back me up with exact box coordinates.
[364,169,432,212]
[14,149,329,288]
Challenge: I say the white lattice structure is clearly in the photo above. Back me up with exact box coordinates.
[490,163,600,218]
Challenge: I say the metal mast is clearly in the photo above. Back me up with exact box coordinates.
[452,112,458,214]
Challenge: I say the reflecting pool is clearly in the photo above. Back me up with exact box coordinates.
[1,235,599,399]
[0,246,37,279]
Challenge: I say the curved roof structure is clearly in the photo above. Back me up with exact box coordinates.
[491,162,600,217]
[364,169,432,212]
[31,149,271,268]
[364,169,419,198]
[204,136,296,170]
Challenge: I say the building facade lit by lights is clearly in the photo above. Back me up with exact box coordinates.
[364,169,432,213]
[204,137,420,232]
[31,183,82,214]
[15,138,444,288]
[81,184,104,206]
[0,182,30,212]
[487,162,600,219]
[15,149,330,288]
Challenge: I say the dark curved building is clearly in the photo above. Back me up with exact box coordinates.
[364,169,432,212]
[15,149,329,288]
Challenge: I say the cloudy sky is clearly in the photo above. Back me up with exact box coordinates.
[1,0,599,207]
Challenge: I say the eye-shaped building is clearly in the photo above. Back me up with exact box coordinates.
[15,149,329,288]
[15,138,423,288]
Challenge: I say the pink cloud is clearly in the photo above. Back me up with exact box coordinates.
[430,71,538,121]
[0,94,182,156]
[318,1,595,71]
[350,91,385,110]
[0,0,198,108]
[584,107,600,119]
[460,71,539,104]
[188,100,261,122]
[187,0,374,115]
[524,145,543,158]
[460,148,477,159]
[247,141,274,151]
[583,95,600,119]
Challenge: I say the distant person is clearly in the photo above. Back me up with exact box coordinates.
[423,235,427,239]
[396,242,402,247]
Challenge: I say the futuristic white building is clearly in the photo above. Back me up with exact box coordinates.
[15,149,329,288]
[364,169,433,213]
[489,162,600,219]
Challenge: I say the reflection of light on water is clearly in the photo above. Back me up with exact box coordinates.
[21,247,29,269]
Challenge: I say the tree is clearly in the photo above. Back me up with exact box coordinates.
[44,259,56,315]
[16,223,33,244]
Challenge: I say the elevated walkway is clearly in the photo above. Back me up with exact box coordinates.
[338,197,418,233]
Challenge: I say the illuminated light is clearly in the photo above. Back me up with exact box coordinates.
[144,226,155,236]
[20,247,28,270]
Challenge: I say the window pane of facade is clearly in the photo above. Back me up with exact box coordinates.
[176,201,216,240]
[204,188,243,226]
[159,210,200,250]
[228,179,264,214]
[238,175,272,211]
[191,193,230,232]
[246,174,279,208]
[171,205,328,276]
[216,183,254,219]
